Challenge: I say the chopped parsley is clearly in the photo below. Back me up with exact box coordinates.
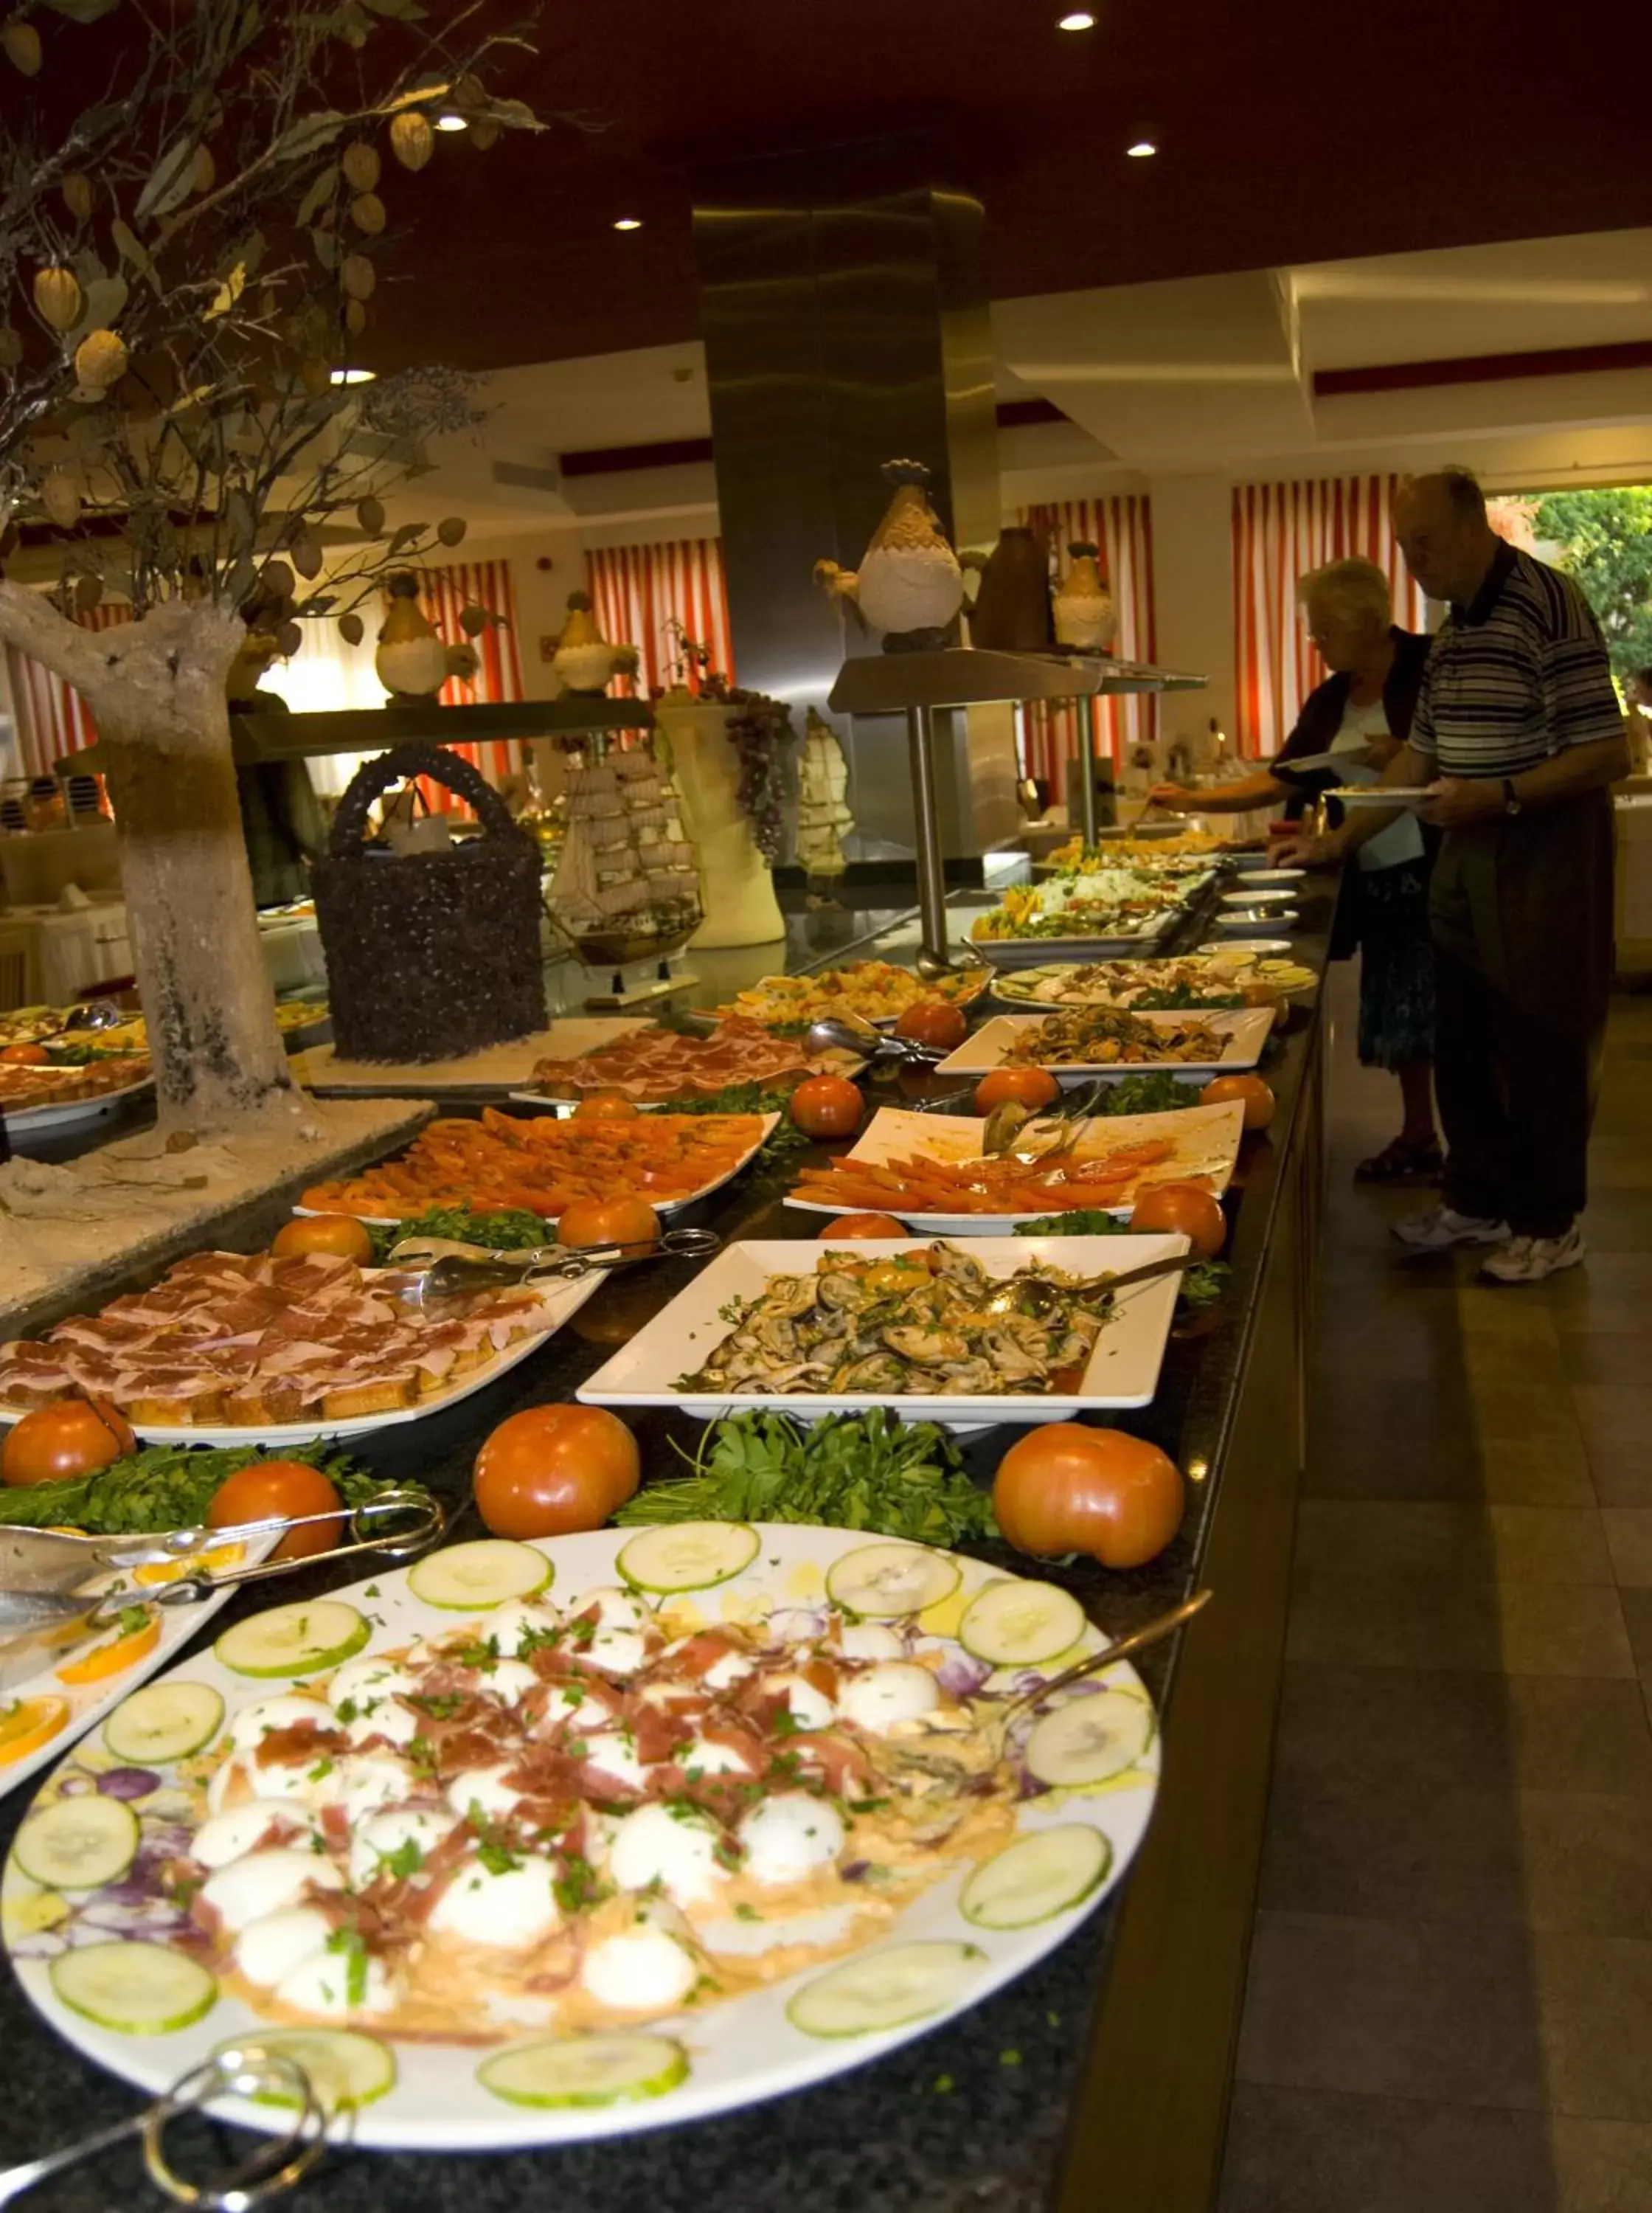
[325,1925,368,2009]
[517,1623,564,1658]
[409,1691,465,1721]
[770,1708,804,1738]
[553,1854,608,1916]
[476,1838,521,1877]
[451,1638,499,1672]
[380,1838,424,1880]
[566,1616,597,1649]
[734,1902,763,1923]
[115,1604,150,1639]
[407,1735,438,1778]
[306,1756,334,1782]
[333,1697,360,1726]
[847,1796,892,1815]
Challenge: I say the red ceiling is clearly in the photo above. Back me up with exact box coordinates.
[368,0,1648,375]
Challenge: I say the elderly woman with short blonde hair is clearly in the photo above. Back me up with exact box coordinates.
[1151,557,1440,1180]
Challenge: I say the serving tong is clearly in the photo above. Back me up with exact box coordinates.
[803,1013,949,1068]
[0,2045,330,2207]
[980,1079,1110,1162]
[386,1225,721,1311]
[0,1489,443,1676]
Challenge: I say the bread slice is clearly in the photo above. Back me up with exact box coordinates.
[128,1393,225,1424]
[322,1376,416,1419]
[220,1388,274,1427]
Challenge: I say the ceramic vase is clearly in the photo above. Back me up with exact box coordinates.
[814,459,965,651]
[552,591,640,696]
[962,525,1054,651]
[656,691,785,949]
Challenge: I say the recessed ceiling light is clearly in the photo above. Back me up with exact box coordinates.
[1126,139,1157,157]
[1058,10,1095,26]
[613,216,642,232]
[435,112,468,133]
[330,367,375,385]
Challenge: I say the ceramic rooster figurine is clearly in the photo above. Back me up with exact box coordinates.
[814,460,965,651]
[552,591,642,696]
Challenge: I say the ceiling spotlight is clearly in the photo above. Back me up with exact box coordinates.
[330,367,375,385]
[1126,139,1157,157]
[1058,10,1095,26]
[435,112,468,133]
[613,216,642,232]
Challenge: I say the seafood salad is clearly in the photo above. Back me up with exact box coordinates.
[1004,1005,1229,1067]
[678,1241,1118,1397]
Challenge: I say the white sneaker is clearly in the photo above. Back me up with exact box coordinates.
[1480,1227,1586,1284]
[1392,1204,1511,1250]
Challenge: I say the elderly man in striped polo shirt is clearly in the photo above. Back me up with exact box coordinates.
[1359,470,1628,1282]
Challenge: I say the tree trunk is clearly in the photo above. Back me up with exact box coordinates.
[82,603,292,1129]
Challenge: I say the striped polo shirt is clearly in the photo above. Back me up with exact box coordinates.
[1410,544,1622,777]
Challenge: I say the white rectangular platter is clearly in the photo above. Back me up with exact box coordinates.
[294,1113,780,1226]
[933,1008,1273,1080]
[290,1017,656,1095]
[579,1233,1189,1427]
[784,1099,1246,1231]
[0,1275,601,1448]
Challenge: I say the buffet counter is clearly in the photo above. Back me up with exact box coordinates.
[0,876,1334,2213]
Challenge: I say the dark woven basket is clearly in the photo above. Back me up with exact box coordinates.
[313,742,546,1064]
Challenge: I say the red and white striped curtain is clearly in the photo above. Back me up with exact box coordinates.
[413,559,524,811]
[1016,496,1156,804]
[586,538,735,696]
[5,601,135,777]
[1231,474,1429,757]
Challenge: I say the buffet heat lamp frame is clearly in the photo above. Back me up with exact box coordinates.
[826,649,1207,973]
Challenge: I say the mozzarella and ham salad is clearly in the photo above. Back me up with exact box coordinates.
[8,1538,1155,2055]
[0,1248,562,1428]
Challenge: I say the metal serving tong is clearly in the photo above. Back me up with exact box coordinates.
[0,1489,443,1677]
[803,1012,948,1068]
[386,1225,721,1311]
[980,1080,1109,1160]
[0,2045,330,2208]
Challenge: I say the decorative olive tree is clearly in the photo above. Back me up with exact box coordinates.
[0,0,541,1128]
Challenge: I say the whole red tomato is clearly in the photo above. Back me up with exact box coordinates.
[789,1075,864,1140]
[992,1423,1184,1569]
[208,1459,344,1561]
[974,1067,1060,1115]
[816,1212,909,1239]
[894,1001,968,1052]
[2,1398,134,1489]
[473,1405,641,1539]
[1129,1181,1226,1258]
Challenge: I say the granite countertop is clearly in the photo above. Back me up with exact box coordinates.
[0,873,1337,2213]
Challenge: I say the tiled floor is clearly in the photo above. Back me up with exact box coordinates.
[1218,972,1652,2212]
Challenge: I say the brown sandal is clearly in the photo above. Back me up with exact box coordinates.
[1356,1138,1443,1184]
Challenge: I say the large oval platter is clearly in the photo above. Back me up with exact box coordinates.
[3,1524,1159,2152]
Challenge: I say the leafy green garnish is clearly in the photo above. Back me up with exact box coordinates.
[324,1924,368,2009]
[662,1084,811,1153]
[1128,984,1245,1011]
[380,1838,424,1880]
[0,1441,398,1535]
[614,1409,996,1545]
[367,1206,549,1264]
[1013,1213,1230,1310]
[1086,1072,1210,1117]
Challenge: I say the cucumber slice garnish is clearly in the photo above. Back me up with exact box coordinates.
[1024,1689,1156,1788]
[215,1601,370,1680]
[785,1939,985,2038]
[959,1824,1112,1930]
[14,1794,140,1891]
[50,1941,217,2035]
[216,2027,396,2114]
[958,1579,1086,1668]
[406,1541,552,1611]
[103,1680,224,1766]
[824,1543,960,1619]
[478,2031,689,2109]
[617,1523,758,1595]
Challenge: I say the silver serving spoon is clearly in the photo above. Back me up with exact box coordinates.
[983,1247,1200,1320]
[804,1014,947,1067]
[386,1226,721,1311]
[0,2045,327,2207]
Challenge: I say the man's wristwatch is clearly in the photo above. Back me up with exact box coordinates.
[1502,778,1523,817]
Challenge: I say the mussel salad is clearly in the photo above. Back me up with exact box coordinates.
[678,1241,1120,1397]
[1004,1005,1229,1067]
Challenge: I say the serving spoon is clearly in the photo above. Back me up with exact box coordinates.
[386,1226,721,1310]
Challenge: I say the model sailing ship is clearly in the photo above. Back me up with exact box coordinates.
[548,740,704,1002]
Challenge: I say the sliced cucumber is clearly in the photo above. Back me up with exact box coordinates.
[103,1680,224,1766]
[50,1941,217,2035]
[14,1794,139,1892]
[218,2027,396,2114]
[824,1543,960,1620]
[785,1939,985,2039]
[958,1579,1085,1668]
[478,2031,688,2110]
[617,1523,759,1596]
[407,1541,551,1612]
[215,1601,370,1680]
[1024,1689,1156,1788]
[959,1824,1112,1930]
